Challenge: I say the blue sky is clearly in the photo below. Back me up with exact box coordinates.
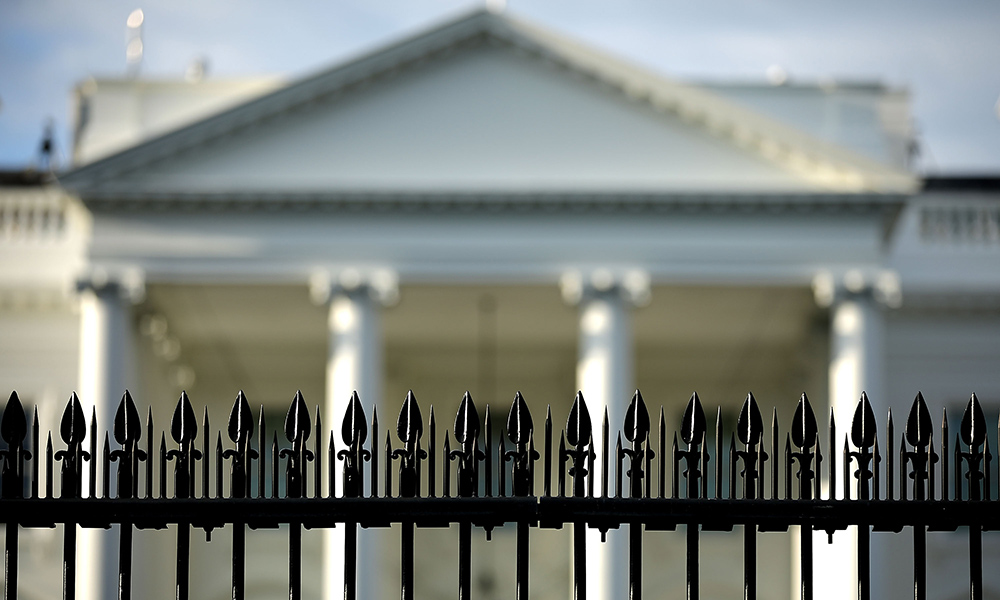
[1,0,998,172]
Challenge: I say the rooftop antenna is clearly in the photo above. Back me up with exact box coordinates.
[37,118,56,172]
[126,8,144,78]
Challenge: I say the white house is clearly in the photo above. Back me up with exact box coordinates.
[1,8,998,600]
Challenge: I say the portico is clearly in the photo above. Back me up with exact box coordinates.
[54,9,920,600]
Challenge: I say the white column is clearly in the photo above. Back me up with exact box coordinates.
[562,269,649,600]
[811,269,899,600]
[312,269,397,600]
[75,271,143,600]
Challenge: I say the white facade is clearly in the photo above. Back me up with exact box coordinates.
[1,8,999,600]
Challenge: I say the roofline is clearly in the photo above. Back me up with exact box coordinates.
[77,190,908,215]
[922,175,1000,192]
[61,8,918,196]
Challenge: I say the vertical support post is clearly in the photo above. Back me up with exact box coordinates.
[76,272,141,600]
[812,269,897,600]
[562,269,649,600]
[313,269,396,600]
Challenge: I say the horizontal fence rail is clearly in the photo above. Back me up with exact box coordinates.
[0,389,997,600]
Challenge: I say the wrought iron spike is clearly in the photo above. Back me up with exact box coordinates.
[791,393,817,450]
[114,390,141,446]
[170,391,198,444]
[506,391,533,445]
[342,391,368,447]
[1,390,27,444]
[228,390,254,444]
[905,392,933,448]
[565,391,592,448]
[737,392,763,446]
[624,389,650,444]
[396,390,423,444]
[454,391,480,445]
[680,392,706,446]
[850,392,878,449]
[284,390,311,444]
[960,393,987,447]
[60,392,87,445]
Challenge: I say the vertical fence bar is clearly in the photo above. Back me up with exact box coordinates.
[507,392,535,600]
[961,394,985,600]
[715,408,723,500]
[341,392,368,600]
[904,393,932,600]
[58,393,86,600]
[565,392,591,600]
[516,520,529,600]
[680,393,705,600]
[545,406,553,497]
[396,391,423,600]
[232,524,245,600]
[459,523,472,600]
[623,391,649,600]
[32,406,40,499]
[175,524,189,600]
[4,522,17,600]
[791,393,817,600]
[737,393,762,600]
[453,392,481,600]
[288,524,301,600]
[850,393,877,600]
[2,392,28,600]
[64,522,76,600]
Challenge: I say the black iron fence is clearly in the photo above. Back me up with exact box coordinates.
[0,388,997,600]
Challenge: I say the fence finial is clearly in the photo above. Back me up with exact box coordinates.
[791,393,817,451]
[394,391,425,497]
[737,392,763,447]
[624,390,650,445]
[111,390,145,498]
[452,392,482,497]
[340,392,369,498]
[281,391,313,498]
[680,392,705,447]
[506,391,536,496]
[1,391,29,498]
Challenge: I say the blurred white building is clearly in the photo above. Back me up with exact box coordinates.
[1,8,998,600]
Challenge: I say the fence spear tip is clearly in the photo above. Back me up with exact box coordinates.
[791,393,817,450]
[343,391,368,447]
[61,391,87,445]
[1,390,27,445]
[397,390,423,444]
[285,390,311,444]
[960,393,986,447]
[566,392,591,449]
[905,391,932,448]
[737,392,762,447]
[624,389,649,444]
[454,391,480,445]
[227,391,254,444]
[507,391,532,445]
[851,392,877,449]
[171,391,198,444]
[114,389,141,446]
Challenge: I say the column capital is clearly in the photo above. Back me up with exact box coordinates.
[559,268,651,307]
[75,266,145,304]
[812,268,901,310]
[309,268,399,307]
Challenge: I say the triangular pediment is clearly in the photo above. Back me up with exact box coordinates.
[64,10,916,199]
